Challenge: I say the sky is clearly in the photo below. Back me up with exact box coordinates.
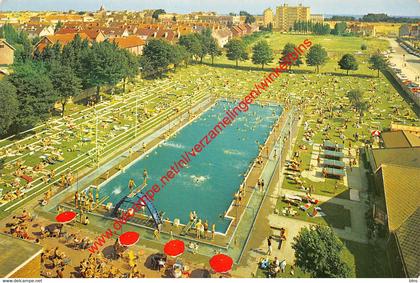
[0,0,419,16]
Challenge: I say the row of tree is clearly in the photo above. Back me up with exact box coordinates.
[361,13,418,23]
[326,13,417,23]
[139,28,223,77]
[292,21,331,35]
[0,24,389,135]
[0,31,140,135]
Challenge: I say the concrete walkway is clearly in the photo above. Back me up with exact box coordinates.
[387,38,420,83]
[280,187,369,244]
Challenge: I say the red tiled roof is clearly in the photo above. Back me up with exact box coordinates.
[112,36,145,49]
[56,27,81,34]
[35,33,90,52]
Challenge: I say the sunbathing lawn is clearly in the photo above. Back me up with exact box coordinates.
[1,32,418,219]
[282,125,350,199]
[276,199,352,229]
[256,264,309,278]
[342,240,392,278]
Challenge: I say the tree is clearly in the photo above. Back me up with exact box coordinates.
[292,226,352,278]
[54,20,63,32]
[369,54,388,77]
[152,9,166,20]
[245,14,256,24]
[61,34,90,84]
[139,39,174,77]
[197,29,212,63]
[8,63,57,130]
[347,89,363,104]
[120,50,140,92]
[0,80,18,135]
[338,54,358,75]
[36,42,62,65]
[331,22,347,35]
[347,89,369,123]
[172,15,177,22]
[81,41,127,100]
[225,38,248,67]
[361,43,368,50]
[282,43,303,70]
[179,33,202,62]
[170,45,189,69]
[208,38,222,65]
[306,44,328,73]
[252,40,273,69]
[48,63,82,116]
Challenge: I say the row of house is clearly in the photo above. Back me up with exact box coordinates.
[31,19,255,55]
[1,6,260,65]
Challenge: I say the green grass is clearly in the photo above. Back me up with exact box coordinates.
[256,264,309,278]
[341,240,392,278]
[276,199,351,229]
[255,239,391,278]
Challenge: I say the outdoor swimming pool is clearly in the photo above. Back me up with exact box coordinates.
[98,100,282,233]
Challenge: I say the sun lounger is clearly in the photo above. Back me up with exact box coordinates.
[323,158,345,169]
[284,194,302,202]
[21,175,33,183]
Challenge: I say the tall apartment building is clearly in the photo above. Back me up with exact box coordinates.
[275,4,310,31]
[263,8,274,27]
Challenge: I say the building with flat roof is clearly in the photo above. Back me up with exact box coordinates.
[275,4,310,32]
[263,8,274,28]
[310,14,324,23]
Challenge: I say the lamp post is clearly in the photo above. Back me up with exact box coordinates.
[135,97,138,138]
[95,107,99,168]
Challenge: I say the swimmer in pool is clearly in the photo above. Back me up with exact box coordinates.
[143,169,148,180]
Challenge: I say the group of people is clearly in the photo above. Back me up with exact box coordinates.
[74,187,99,211]
[233,186,245,206]
[259,257,289,278]
[128,169,148,192]
[6,210,34,240]
[256,178,265,192]
[79,253,132,278]
[60,171,75,188]
[41,247,71,278]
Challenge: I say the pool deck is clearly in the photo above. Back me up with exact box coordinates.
[0,96,299,278]
[49,98,286,239]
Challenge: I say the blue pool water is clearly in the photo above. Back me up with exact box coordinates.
[99,100,282,233]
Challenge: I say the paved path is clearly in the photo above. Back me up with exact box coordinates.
[280,184,369,244]
[387,38,420,82]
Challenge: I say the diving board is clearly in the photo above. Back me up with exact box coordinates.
[111,184,162,229]
[180,218,197,236]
